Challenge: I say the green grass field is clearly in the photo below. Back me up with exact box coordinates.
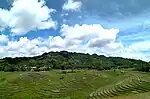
[1,69,150,99]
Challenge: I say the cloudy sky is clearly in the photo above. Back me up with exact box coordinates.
[0,0,150,61]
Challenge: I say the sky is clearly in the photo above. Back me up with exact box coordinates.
[0,0,150,61]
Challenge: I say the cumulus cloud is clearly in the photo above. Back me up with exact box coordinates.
[63,0,82,11]
[0,23,149,61]
[61,24,120,50]
[1,37,46,58]
[0,34,9,43]
[0,9,10,31]
[0,24,122,58]
[117,49,150,62]
[47,36,65,49]
[128,41,150,52]
[0,0,56,35]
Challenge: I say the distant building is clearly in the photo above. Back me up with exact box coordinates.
[39,66,47,71]
[31,67,37,72]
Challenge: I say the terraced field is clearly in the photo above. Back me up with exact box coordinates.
[89,76,150,99]
[0,69,150,99]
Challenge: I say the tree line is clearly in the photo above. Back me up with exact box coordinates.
[0,51,149,72]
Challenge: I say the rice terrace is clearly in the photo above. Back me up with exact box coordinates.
[0,51,150,99]
[1,69,150,99]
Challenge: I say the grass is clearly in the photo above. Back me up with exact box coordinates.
[0,69,150,99]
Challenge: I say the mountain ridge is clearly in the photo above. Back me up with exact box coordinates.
[0,51,149,72]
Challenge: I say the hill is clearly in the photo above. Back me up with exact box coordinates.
[0,51,149,72]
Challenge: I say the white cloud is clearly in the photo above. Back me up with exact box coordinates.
[0,36,65,58]
[0,0,56,35]
[105,42,123,51]
[119,41,150,61]
[0,23,149,61]
[0,34,9,43]
[61,24,120,50]
[117,49,150,62]
[47,36,65,48]
[0,9,10,31]
[128,41,150,52]
[63,0,82,11]
[2,37,47,58]
[61,13,69,17]
[60,24,150,61]
[0,35,149,62]
[0,24,121,58]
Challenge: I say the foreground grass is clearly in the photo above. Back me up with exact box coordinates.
[108,92,150,99]
[0,69,150,99]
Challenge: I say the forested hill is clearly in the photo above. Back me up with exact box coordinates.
[0,51,149,72]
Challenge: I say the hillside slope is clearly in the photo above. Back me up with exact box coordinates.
[0,51,149,72]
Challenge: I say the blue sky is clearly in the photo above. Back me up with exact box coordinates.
[0,0,150,61]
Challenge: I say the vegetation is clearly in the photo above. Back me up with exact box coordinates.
[1,69,150,99]
[0,51,150,72]
[1,51,150,98]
